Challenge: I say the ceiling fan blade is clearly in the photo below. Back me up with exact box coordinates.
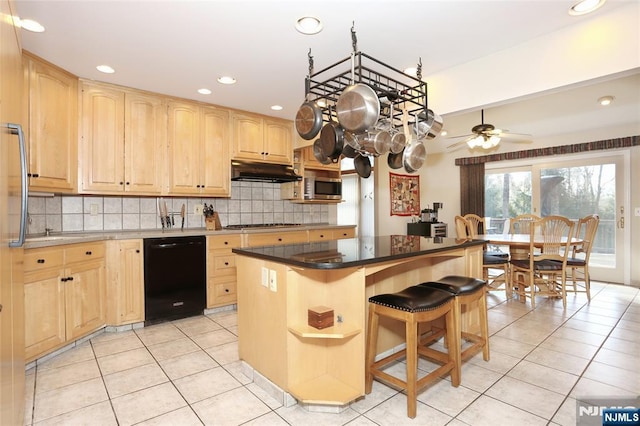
[500,131,532,138]
[446,133,474,140]
[446,138,470,150]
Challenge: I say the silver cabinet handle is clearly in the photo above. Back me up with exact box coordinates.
[7,123,28,248]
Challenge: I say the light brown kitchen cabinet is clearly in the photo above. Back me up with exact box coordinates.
[106,240,144,325]
[232,113,293,164]
[80,80,166,194]
[23,51,78,192]
[308,227,355,242]
[23,242,105,362]
[168,101,230,196]
[244,230,308,247]
[206,234,242,308]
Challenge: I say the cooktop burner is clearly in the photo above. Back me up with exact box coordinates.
[224,223,302,229]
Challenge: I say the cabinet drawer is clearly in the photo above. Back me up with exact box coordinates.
[24,248,64,272]
[211,254,236,275]
[334,228,356,239]
[207,276,237,307]
[213,280,236,298]
[308,229,333,241]
[245,231,308,247]
[65,242,105,263]
[208,234,242,250]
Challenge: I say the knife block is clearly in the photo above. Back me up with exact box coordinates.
[205,212,222,231]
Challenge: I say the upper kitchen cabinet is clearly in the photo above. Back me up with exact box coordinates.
[167,101,230,196]
[79,80,166,195]
[23,52,78,193]
[232,112,293,164]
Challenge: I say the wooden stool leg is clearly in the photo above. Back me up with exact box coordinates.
[446,305,461,387]
[479,289,490,361]
[405,317,418,418]
[365,305,378,394]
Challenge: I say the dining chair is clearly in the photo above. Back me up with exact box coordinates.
[461,214,511,297]
[454,215,470,238]
[510,215,575,308]
[564,214,599,301]
[509,214,541,234]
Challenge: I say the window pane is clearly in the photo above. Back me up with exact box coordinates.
[485,171,532,221]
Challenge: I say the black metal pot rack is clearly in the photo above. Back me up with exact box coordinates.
[304,40,428,129]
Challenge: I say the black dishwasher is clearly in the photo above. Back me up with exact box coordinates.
[144,235,206,324]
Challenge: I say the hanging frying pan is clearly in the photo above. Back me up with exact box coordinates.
[313,139,332,165]
[387,149,404,169]
[341,143,358,159]
[354,154,371,178]
[319,105,344,162]
[295,98,323,140]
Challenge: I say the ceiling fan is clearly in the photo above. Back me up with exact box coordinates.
[446,109,531,151]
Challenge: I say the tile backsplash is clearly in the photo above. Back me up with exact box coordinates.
[27,181,329,235]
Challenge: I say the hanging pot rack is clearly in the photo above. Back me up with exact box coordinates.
[303,28,429,130]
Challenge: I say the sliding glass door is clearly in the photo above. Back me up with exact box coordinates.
[485,152,629,284]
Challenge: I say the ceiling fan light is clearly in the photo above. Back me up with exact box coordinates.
[467,135,483,149]
[488,135,501,147]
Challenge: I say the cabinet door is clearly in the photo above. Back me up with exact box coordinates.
[106,240,144,325]
[124,92,165,194]
[24,269,66,361]
[25,53,78,192]
[168,101,201,194]
[80,83,125,193]
[264,118,292,164]
[65,260,105,340]
[200,106,230,196]
[232,113,264,161]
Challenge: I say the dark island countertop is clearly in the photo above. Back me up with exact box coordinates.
[232,235,485,269]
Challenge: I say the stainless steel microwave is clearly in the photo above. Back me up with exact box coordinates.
[304,177,342,200]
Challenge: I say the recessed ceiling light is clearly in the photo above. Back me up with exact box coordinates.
[597,95,614,106]
[20,18,45,33]
[96,65,115,74]
[295,16,323,35]
[569,0,607,16]
[217,76,236,85]
[270,105,283,111]
[198,88,212,95]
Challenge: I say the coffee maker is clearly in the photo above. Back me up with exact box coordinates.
[421,202,443,223]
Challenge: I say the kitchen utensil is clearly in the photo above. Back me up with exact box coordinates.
[336,83,380,133]
[354,154,371,178]
[163,200,170,228]
[319,105,344,162]
[415,109,443,140]
[313,138,332,164]
[388,103,406,154]
[181,204,185,231]
[387,148,404,169]
[402,110,427,173]
[360,128,391,155]
[341,143,358,158]
[158,199,165,229]
[295,95,323,140]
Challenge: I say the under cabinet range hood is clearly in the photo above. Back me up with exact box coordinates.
[231,160,302,183]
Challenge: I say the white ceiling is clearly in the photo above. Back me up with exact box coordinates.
[15,0,640,153]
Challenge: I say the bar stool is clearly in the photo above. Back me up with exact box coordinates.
[420,275,490,363]
[365,285,461,418]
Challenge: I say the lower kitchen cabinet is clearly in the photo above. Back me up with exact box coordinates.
[207,234,242,308]
[106,240,144,325]
[308,227,356,242]
[24,242,106,361]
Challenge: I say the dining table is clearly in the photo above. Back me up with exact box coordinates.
[476,234,583,260]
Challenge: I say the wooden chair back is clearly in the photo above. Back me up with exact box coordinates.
[510,214,541,234]
[531,215,575,262]
[454,215,470,238]
[573,214,600,260]
[462,214,484,237]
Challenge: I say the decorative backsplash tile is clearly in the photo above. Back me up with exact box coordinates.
[26,181,329,235]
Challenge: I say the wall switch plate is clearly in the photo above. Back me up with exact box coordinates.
[90,203,99,216]
[194,204,204,215]
[261,267,269,287]
[635,207,640,217]
[269,269,277,292]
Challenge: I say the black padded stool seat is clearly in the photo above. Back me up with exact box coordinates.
[369,285,454,312]
[420,275,486,295]
[365,285,460,418]
[420,275,490,365]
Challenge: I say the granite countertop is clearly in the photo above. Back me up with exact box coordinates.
[232,235,485,269]
[24,223,355,249]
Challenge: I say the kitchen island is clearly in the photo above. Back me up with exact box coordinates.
[233,235,484,408]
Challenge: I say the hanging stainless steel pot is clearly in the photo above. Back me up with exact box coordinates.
[336,83,380,133]
[415,109,444,140]
[389,106,408,154]
[341,143,358,159]
[295,98,323,140]
[360,129,391,155]
[403,140,426,173]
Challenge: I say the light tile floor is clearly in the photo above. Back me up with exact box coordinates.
[24,281,639,425]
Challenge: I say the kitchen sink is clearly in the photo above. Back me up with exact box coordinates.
[26,235,84,242]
